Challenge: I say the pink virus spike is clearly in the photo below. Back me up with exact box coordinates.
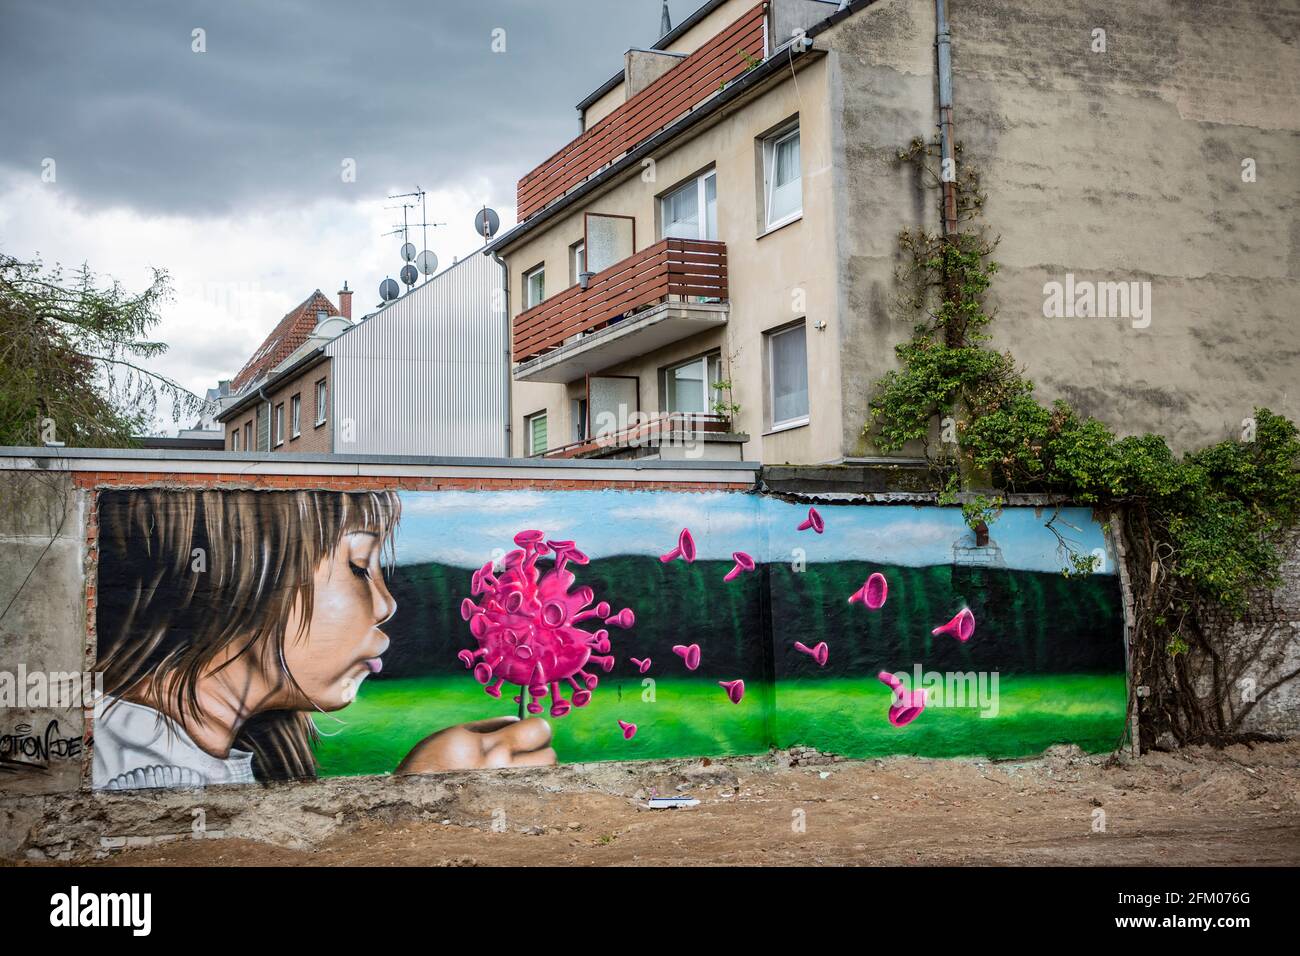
[457,531,633,717]
[724,551,755,583]
[548,683,571,717]
[672,643,702,671]
[630,657,652,674]
[848,572,888,610]
[572,600,610,623]
[605,607,636,629]
[877,671,927,727]
[718,679,745,704]
[797,507,824,534]
[932,607,976,642]
[794,641,829,667]
[660,528,697,564]
[617,720,638,740]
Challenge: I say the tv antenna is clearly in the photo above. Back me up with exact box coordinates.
[386,187,445,283]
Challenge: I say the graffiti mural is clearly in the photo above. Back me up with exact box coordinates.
[92,488,1126,790]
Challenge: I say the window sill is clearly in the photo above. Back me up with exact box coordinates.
[757,213,802,240]
[314,420,327,429]
[763,417,809,437]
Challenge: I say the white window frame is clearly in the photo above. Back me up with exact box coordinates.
[762,125,802,231]
[766,320,809,431]
[659,169,717,241]
[662,352,723,415]
[291,393,301,438]
[570,241,586,286]
[526,411,548,456]
[573,398,588,443]
[244,421,253,451]
[273,402,285,447]
[231,428,241,452]
[315,379,328,426]
[524,265,546,308]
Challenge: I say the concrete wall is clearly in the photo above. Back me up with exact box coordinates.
[831,0,1300,454]
[0,469,87,796]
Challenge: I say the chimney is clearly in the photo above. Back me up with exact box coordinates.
[337,281,352,320]
[660,1,672,37]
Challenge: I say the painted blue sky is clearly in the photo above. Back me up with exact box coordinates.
[393,491,1113,576]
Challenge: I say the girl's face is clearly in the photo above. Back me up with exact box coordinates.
[281,530,396,711]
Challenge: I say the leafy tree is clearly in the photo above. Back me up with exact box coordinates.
[0,253,206,446]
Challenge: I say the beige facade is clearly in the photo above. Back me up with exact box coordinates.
[499,0,1300,463]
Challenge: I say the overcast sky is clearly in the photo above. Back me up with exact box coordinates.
[0,0,682,432]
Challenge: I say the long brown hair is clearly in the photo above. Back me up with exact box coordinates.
[96,488,400,781]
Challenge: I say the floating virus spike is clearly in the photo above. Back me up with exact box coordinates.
[458,530,635,717]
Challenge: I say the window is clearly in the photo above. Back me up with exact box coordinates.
[315,379,328,426]
[663,352,722,414]
[767,321,809,428]
[273,402,285,446]
[524,265,546,308]
[570,242,586,286]
[763,126,802,229]
[291,394,301,438]
[526,411,548,455]
[660,170,717,241]
[244,421,252,451]
[231,428,241,452]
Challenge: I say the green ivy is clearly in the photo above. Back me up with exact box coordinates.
[864,139,1300,748]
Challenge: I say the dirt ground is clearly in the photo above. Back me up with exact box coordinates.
[55,741,1300,866]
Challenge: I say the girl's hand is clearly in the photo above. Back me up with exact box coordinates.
[395,717,556,774]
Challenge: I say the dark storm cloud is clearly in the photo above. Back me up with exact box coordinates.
[0,0,672,215]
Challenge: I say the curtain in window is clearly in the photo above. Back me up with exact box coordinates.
[769,132,801,224]
[662,180,699,240]
[771,325,808,424]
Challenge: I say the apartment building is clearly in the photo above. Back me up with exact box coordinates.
[487,0,1298,462]
[218,252,508,456]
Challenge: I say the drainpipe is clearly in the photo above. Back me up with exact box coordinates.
[489,249,513,457]
[257,386,272,452]
[935,0,957,237]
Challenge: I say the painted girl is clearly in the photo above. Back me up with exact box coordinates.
[93,488,553,790]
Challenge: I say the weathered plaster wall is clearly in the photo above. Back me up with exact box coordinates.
[0,469,87,796]
[832,0,1300,455]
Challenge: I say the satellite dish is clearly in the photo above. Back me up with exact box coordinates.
[379,277,400,301]
[400,264,418,287]
[416,250,438,275]
[474,207,500,239]
[400,241,417,262]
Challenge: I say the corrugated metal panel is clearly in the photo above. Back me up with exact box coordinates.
[325,254,508,457]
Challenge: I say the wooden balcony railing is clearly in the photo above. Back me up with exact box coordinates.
[516,3,767,220]
[532,412,734,459]
[512,238,727,364]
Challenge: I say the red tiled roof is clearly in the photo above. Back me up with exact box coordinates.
[230,290,339,393]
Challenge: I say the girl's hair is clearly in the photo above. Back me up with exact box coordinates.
[95,488,400,781]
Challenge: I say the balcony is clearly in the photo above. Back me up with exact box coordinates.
[516,2,767,220]
[532,412,748,461]
[512,238,728,384]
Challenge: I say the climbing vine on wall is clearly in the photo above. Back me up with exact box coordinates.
[866,137,1300,752]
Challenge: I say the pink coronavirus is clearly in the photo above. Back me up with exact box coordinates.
[457,530,635,718]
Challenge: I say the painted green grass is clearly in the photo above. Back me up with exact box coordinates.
[311,674,1126,777]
